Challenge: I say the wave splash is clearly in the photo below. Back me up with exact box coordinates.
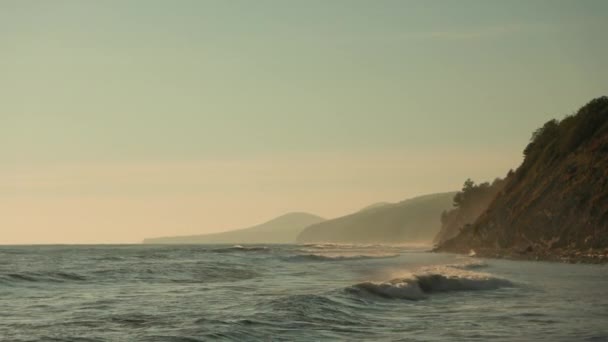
[348,263,511,300]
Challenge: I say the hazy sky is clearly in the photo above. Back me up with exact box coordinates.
[2,0,607,244]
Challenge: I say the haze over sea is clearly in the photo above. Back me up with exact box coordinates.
[2,244,607,341]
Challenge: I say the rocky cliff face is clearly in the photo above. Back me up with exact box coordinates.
[438,97,608,263]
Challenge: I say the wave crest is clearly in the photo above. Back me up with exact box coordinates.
[1,271,87,284]
[287,253,399,262]
[211,245,270,253]
[447,260,488,270]
[348,265,511,300]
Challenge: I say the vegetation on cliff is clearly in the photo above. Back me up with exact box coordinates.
[434,178,506,245]
[439,96,608,262]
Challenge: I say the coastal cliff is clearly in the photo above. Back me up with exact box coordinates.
[438,97,608,263]
[433,178,506,245]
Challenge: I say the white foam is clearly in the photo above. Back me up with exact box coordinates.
[211,245,270,253]
[355,278,427,300]
[446,259,488,270]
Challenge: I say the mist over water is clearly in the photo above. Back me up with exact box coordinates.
[2,244,607,341]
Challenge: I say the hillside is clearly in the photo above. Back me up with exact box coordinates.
[143,212,325,244]
[438,97,608,263]
[296,192,456,244]
[358,202,392,212]
[433,178,506,245]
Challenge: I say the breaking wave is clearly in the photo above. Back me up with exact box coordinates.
[447,259,488,270]
[348,264,511,300]
[300,243,394,249]
[211,245,270,253]
[300,243,353,249]
[286,253,399,262]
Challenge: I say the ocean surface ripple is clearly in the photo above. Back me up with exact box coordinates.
[1,244,607,341]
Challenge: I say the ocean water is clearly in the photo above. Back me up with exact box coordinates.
[1,244,607,342]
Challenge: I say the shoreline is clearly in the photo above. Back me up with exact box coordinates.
[434,247,608,265]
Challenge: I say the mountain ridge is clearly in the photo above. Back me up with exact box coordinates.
[297,192,456,244]
[143,212,325,244]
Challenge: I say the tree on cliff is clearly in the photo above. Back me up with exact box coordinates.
[434,178,506,244]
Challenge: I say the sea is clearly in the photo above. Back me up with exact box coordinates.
[1,244,607,341]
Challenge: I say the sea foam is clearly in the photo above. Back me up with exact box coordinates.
[211,245,270,253]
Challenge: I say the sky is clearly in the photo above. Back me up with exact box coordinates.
[1,0,607,244]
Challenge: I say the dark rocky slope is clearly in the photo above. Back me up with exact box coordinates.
[438,97,608,263]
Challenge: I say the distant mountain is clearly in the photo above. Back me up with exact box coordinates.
[358,202,392,212]
[296,192,456,244]
[438,97,608,263]
[143,212,325,244]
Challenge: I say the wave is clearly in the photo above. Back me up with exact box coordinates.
[210,245,270,253]
[447,259,488,270]
[347,265,511,300]
[1,264,259,286]
[0,271,87,284]
[94,256,126,262]
[301,243,353,249]
[286,253,399,262]
[89,263,260,284]
[300,243,394,249]
[263,294,364,325]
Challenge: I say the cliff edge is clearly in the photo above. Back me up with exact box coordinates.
[438,97,608,263]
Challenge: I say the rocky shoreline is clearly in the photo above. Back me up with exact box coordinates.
[435,246,608,264]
